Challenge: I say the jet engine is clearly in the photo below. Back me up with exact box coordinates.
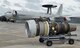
[0,10,17,22]
[25,18,76,38]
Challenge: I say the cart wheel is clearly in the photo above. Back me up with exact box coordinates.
[68,39,74,45]
[39,38,44,43]
[46,41,52,46]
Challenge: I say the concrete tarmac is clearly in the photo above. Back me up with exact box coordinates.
[0,22,80,48]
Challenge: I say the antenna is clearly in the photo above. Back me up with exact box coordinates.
[42,4,57,15]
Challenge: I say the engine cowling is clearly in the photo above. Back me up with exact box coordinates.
[25,20,76,38]
[25,20,49,38]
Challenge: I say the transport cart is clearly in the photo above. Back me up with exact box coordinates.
[39,34,77,46]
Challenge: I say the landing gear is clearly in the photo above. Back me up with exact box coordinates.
[39,38,44,43]
[46,41,52,46]
[68,39,74,45]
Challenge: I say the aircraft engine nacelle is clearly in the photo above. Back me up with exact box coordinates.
[5,10,17,22]
[25,20,76,38]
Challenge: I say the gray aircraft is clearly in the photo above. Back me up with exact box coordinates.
[0,4,64,22]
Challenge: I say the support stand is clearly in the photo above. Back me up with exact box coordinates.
[39,34,77,46]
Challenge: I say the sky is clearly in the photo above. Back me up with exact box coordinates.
[0,0,80,16]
